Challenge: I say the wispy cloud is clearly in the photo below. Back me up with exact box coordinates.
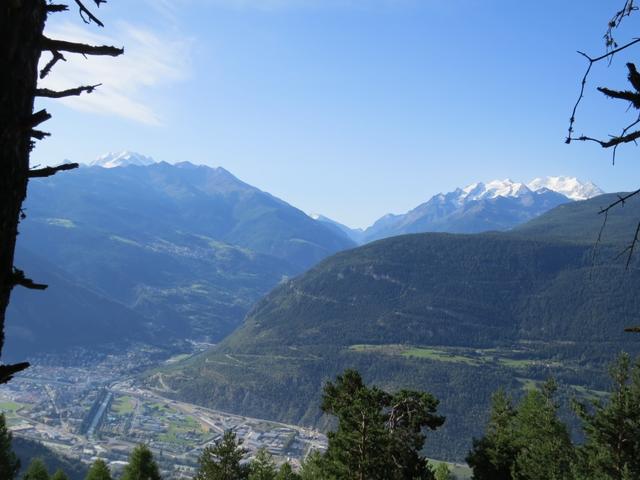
[39,21,191,126]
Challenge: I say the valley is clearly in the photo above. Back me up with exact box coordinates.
[0,344,326,479]
[4,159,638,470]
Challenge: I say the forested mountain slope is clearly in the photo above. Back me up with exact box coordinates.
[6,160,354,354]
[152,193,640,460]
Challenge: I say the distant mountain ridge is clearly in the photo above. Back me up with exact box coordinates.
[6,155,355,359]
[311,176,604,243]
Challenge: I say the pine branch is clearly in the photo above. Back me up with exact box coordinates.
[41,36,124,57]
[36,84,101,98]
[29,163,80,178]
[597,87,640,108]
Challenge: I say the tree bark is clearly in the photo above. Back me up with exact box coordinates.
[0,1,48,360]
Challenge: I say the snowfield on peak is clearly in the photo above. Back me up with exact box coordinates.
[527,176,603,201]
[89,151,157,169]
[458,176,603,202]
[461,179,530,201]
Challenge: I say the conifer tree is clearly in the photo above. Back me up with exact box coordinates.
[433,462,455,480]
[23,458,49,480]
[510,380,574,480]
[466,389,517,480]
[249,448,277,480]
[573,353,640,479]
[275,462,300,480]
[50,470,68,480]
[0,413,19,479]
[85,459,112,480]
[321,369,443,480]
[195,430,249,480]
[121,444,161,480]
[299,451,330,480]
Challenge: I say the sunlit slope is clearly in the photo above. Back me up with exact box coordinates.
[154,194,640,460]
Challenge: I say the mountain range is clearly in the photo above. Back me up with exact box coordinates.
[5,152,605,368]
[312,177,603,244]
[5,154,355,360]
[154,192,640,461]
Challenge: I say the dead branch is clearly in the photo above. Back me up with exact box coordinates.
[11,269,47,291]
[40,50,66,79]
[613,220,640,268]
[577,129,640,148]
[46,4,69,13]
[36,84,101,98]
[605,0,638,51]
[29,109,52,128]
[41,36,124,57]
[29,163,80,178]
[599,189,640,215]
[74,0,104,27]
[0,363,30,385]
[566,39,640,144]
[30,130,51,140]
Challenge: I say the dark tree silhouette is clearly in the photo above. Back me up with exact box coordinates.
[0,0,122,383]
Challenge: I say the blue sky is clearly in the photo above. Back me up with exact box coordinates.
[34,1,640,228]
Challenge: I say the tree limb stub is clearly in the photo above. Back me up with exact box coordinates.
[29,109,51,128]
[29,163,79,178]
[36,84,101,98]
[0,363,30,385]
[11,269,47,291]
[30,130,51,141]
[46,4,69,13]
[41,37,124,57]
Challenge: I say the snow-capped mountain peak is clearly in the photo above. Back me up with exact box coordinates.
[90,151,156,169]
[460,179,531,202]
[526,176,603,201]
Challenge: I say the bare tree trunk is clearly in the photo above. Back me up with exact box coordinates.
[0,1,47,366]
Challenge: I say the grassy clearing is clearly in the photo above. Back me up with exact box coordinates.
[349,343,570,374]
[112,396,135,415]
[402,348,481,366]
[0,401,24,413]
